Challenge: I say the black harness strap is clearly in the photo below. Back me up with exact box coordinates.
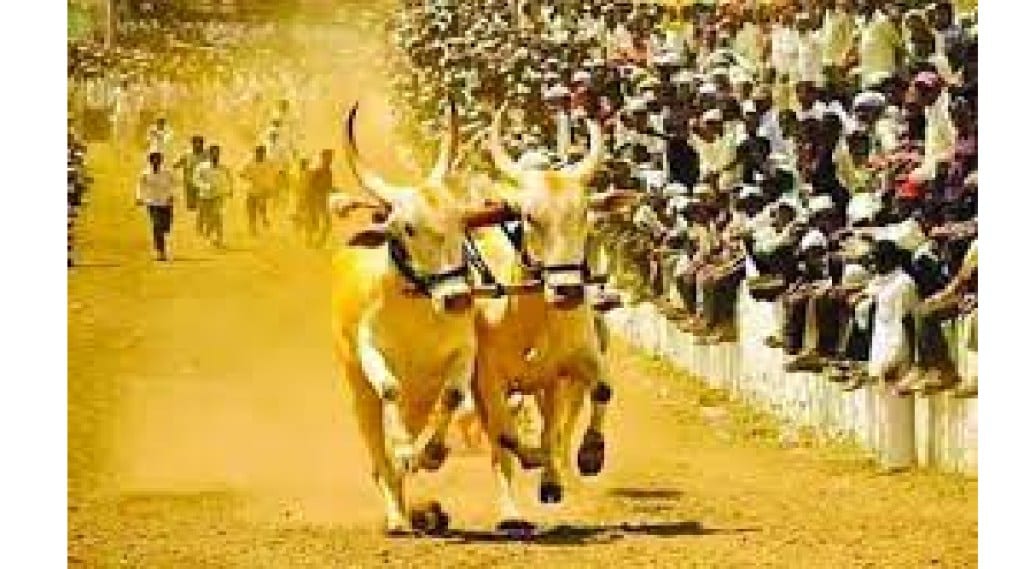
[387,237,468,296]
[462,232,506,297]
[498,220,535,270]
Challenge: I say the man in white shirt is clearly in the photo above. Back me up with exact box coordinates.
[909,72,956,183]
[857,4,903,88]
[146,116,173,156]
[770,13,800,82]
[192,145,233,247]
[851,91,900,155]
[691,108,738,192]
[794,13,824,87]
[820,0,856,71]
[860,238,919,470]
[136,151,176,261]
[733,10,766,71]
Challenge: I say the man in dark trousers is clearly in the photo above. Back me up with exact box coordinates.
[135,151,176,261]
[305,149,334,247]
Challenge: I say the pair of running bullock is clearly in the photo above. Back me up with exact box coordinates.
[330,101,637,534]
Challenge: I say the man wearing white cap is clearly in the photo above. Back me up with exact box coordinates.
[886,219,957,395]
[692,107,738,192]
[692,196,747,345]
[851,91,900,155]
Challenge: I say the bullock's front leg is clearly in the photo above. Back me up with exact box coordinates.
[537,388,568,504]
[357,314,416,474]
[373,467,410,535]
[572,354,612,477]
[412,347,474,472]
[345,357,411,535]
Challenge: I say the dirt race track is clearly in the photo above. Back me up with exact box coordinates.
[67,139,977,568]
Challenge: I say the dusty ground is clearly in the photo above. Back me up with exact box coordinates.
[68,17,976,569]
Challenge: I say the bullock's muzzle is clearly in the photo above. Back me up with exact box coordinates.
[541,263,588,310]
[430,276,473,315]
[549,283,585,310]
[440,291,473,313]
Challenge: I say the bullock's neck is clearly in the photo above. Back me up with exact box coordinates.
[508,264,592,330]
[379,261,433,315]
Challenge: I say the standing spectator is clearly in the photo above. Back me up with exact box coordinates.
[861,239,920,471]
[135,151,175,262]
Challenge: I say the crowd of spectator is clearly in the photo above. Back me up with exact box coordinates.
[385,0,978,398]
[67,130,90,268]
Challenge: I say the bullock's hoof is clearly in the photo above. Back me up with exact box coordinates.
[577,429,606,476]
[383,519,414,538]
[539,481,564,504]
[409,501,450,536]
[496,518,536,538]
[419,440,449,472]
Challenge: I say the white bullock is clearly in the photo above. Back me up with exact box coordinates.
[331,102,500,534]
[470,106,637,531]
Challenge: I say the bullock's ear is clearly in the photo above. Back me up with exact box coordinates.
[329,193,388,219]
[463,199,519,230]
[347,223,391,248]
[330,193,394,248]
[588,189,641,212]
[346,210,396,248]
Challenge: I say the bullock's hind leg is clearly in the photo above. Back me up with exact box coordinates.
[411,351,474,472]
[347,365,410,534]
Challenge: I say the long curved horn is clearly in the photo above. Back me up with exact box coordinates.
[488,102,523,182]
[565,118,604,182]
[343,103,395,204]
[426,99,458,185]
[451,127,487,172]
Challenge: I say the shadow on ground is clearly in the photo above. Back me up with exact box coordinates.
[428,520,757,546]
[607,487,685,500]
